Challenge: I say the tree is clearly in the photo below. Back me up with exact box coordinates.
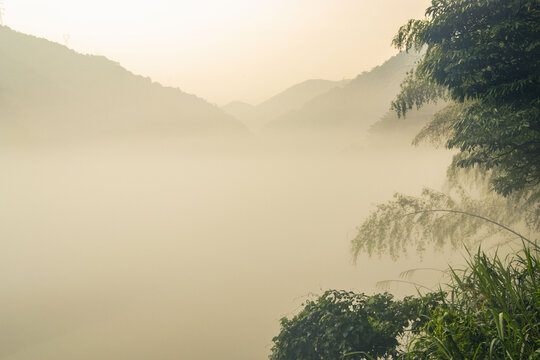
[351,0,540,260]
[391,0,540,196]
[269,290,442,360]
[274,2,540,358]
[344,2,540,358]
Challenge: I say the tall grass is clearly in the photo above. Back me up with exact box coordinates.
[404,245,539,359]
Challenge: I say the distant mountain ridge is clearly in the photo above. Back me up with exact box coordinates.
[0,26,245,141]
[222,79,349,131]
[265,51,423,132]
[221,101,258,129]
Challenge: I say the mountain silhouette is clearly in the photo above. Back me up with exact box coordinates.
[222,79,349,131]
[0,26,246,141]
[265,51,423,132]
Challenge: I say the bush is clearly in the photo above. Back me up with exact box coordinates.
[270,290,442,360]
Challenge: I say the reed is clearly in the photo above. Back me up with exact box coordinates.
[404,244,539,359]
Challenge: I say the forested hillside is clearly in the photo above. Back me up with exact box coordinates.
[266,51,423,132]
[0,26,245,141]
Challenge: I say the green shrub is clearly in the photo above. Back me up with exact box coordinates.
[270,290,442,360]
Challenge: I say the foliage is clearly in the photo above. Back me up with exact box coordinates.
[390,0,540,196]
[269,290,443,360]
[411,101,467,147]
[343,4,540,358]
[272,3,540,359]
[405,246,540,359]
[369,103,445,142]
[390,69,448,119]
[352,180,540,260]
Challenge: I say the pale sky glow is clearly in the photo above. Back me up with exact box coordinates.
[4,0,431,105]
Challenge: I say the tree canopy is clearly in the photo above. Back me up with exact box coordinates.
[391,0,540,196]
[269,290,442,360]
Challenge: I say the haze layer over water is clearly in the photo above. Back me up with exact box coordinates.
[0,136,452,360]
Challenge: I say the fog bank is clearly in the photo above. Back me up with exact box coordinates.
[0,135,455,360]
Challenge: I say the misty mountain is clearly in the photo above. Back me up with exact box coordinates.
[368,103,445,145]
[0,26,246,141]
[222,101,258,128]
[265,51,423,132]
[222,79,349,131]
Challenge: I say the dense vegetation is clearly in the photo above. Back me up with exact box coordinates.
[270,0,540,358]
[391,0,540,196]
[270,291,443,360]
[408,246,539,359]
[271,246,539,359]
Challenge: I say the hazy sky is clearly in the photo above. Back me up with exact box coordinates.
[4,0,430,105]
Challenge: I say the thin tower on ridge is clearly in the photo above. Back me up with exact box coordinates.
[63,33,71,47]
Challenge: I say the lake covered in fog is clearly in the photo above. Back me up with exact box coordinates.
[0,135,455,360]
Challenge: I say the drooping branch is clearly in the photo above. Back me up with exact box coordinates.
[352,186,540,260]
[400,267,447,279]
[402,209,538,249]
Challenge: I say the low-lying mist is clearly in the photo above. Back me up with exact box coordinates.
[0,133,455,360]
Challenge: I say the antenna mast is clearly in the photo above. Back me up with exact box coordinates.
[63,33,71,47]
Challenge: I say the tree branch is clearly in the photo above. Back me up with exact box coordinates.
[402,209,538,249]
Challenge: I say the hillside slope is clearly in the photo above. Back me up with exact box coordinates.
[221,101,258,128]
[0,26,245,141]
[265,51,423,132]
[222,79,349,131]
